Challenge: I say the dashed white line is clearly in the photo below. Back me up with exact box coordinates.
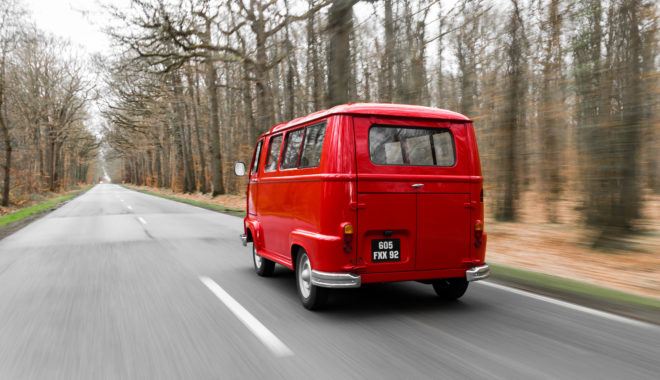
[138,217,147,225]
[479,281,655,329]
[127,205,133,210]
[199,276,294,357]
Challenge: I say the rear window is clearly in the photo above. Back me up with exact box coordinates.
[264,135,283,172]
[369,125,455,167]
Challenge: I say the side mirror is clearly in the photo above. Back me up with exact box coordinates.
[234,162,246,176]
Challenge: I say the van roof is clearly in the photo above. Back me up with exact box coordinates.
[267,103,471,135]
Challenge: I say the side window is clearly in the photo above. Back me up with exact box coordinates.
[250,140,263,175]
[299,121,327,168]
[280,128,304,170]
[264,135,283,172]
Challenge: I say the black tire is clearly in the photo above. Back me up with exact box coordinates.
[432,278,469,300]
[295,250,328,310]
[253,244,275,277]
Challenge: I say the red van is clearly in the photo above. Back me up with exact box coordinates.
[236,103,489,309]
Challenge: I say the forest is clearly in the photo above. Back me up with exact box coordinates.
[0,0,99,207]
[0,0,658,247]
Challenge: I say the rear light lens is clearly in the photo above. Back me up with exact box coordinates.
[343,224,353,253]
[343,224,353,243]
[474,220,483,248]
[474,220,483,238]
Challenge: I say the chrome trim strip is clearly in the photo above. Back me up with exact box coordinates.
[311,270,361,288]
[466,264,490,282]
[240,234,248,247]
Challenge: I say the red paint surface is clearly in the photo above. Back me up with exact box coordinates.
[244,103,486,282]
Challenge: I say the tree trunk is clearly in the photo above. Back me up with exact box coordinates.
[327,0,354,107]
[205,21,225,196]
[307,1,322,111]
[254,16,275,132]
[496,0,525,222]
[186,69,208,193]
[171,73,194,193]
[540,0,562,223]
[0,59,10,206]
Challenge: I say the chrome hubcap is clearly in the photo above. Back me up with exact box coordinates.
[253,245,262,268]
[298,255,312,299]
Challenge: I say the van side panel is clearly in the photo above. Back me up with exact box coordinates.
[311,115,357,271]
[255,116,357,272]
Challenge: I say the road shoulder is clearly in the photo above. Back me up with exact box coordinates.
[0,186,93,241]
[489,263,660,325]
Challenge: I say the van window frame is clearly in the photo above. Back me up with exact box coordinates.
[264,134,284,173]
[250,139,263,175]
[279,127,306,171]
[367,124,457,168]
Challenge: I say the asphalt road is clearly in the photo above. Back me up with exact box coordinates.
[0,184,658,379]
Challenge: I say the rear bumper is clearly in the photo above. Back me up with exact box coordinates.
[309,265,488,288]
[311,270,361,288]
[466,264,490,282]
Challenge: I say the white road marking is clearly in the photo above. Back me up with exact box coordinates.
[480,281,656,329]
[127,205,133,210]
[138,217,147,225]
[120,199,125,202]
[199,276,294,357]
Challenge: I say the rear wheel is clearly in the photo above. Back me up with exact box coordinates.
[253,244,275,277]
[432,278,469,300]
[296,250,328,310]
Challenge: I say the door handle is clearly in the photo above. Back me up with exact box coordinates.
[411,184,424,188]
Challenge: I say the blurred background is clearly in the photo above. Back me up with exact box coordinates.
[1,0,659,296]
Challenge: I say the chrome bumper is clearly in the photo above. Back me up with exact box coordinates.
[240,234,248,247]
[466,264,490,282]
[311,270,361,288]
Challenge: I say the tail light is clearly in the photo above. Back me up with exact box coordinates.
[474,220,483,248]
[343,223,353,253]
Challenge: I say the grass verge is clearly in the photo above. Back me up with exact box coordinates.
[124,186,246,217]
[0,186,93,227]
[489,262,660,323]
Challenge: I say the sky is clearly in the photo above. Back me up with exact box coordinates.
[23,0,384,57]
[24,0,114,55]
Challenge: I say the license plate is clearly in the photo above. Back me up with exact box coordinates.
[371,239,401,263]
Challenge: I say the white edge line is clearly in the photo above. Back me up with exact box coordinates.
[199,276,294,357]
[479,281,656,329]
[138,217,147,225]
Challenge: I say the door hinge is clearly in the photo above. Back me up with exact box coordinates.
[464,201,478,209]
[349,202,366,211]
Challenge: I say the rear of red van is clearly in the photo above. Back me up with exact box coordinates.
[350,114,488,284]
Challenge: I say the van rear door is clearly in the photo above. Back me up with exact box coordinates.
[354,116,471,273]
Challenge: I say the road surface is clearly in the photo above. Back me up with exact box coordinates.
[0,184,658,379]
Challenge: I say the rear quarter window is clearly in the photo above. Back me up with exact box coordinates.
[299,121,327,169]
[280,129,304,170]
[369,125,456,167]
